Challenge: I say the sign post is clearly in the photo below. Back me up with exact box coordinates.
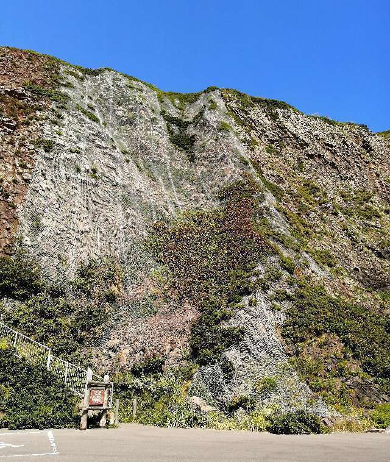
[80,368,113,430]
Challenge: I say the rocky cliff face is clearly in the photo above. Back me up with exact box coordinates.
[1,47,389,420]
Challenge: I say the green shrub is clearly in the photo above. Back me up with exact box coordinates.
[378,130,390,140]
[265,144,277,154]
[297,179,328,206]
[131,356,165,377]
[161,110,196,158]
[310,249,337,267]
[114,365,206,429]
[266,410,323,434]
[371,403,390,428]
[35,138,55,152]
[159,91,201,108]
[249,159,284,200]
[1,257,123,361]
[280,255,296,274]
[227,395,256,414]
[208,99,217,110]
[282,280,390,404]
[256,377,278,396]
[0,255,44,300]
[24,82,70,105]
[218,121,232,132]
[0,343,79,429]
[76,104,99,123]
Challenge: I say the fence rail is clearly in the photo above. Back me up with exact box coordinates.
[0,319,112,404]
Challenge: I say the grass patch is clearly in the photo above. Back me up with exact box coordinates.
[378,130,390,140]
[76,104,99,123]
[24,82,70,105]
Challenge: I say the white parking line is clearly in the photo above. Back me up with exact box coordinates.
[0,431,59,458]
[0,444,24,450]
[47,432,58,455]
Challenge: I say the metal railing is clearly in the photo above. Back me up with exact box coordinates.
[0,318,113,405]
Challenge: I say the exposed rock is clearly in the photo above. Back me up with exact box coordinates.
[189,396,218,413]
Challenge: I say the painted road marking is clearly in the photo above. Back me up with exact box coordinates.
[47,432,58,454]
[0,430,59,458]
[0,444,24,450]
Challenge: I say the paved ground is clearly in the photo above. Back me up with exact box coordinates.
[0,424,389,461]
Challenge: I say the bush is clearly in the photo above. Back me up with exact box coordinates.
[311,249,337,268]
[266,410,323,434]
[114,365,206,429]
[371,403,390,429]
[1,257,123,361]
[131,356,165,377]
[35,138,55,152]
[24,82,70,105]
[256,377,278,396]
[0,255,44,300]
[227,395,256,414]
[282,281,390,380]
[280,255,296,274]
[161,110,196,159]
[218,121,232,132]
[0,343,79,429]
[76,104,99,123]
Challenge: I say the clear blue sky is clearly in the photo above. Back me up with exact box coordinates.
[2,0,389,131]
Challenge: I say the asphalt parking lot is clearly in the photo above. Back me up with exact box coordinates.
[0,424,389,462]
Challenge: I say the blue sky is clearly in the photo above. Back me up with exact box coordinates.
[2,0,389,131]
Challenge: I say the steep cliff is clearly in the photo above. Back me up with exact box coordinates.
[1,47,389,428]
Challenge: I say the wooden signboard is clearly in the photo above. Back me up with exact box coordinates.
[80,370,112,430]
[89,389,105,407]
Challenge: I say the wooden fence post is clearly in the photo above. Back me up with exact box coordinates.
[99,374,110,428]
[132,398,137,420]
[114,399,120,426]
[80,368,93,430]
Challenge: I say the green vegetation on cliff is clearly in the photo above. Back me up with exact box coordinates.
[282,280,390,410]
[148,176,270,371]
[0,340,78,429]
[0,255,123,362]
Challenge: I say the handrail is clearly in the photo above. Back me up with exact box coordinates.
[0,318,113,405]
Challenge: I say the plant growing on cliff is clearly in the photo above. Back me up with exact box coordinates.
[0,255,44,300]
[24,82,70,106]
[76,104,100,123]
[161,110,196,160]
[266,410,323,434]
[282,279,390,408]
[35,138,55,152]
[0,255,123,362]
[148,176,270,372]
